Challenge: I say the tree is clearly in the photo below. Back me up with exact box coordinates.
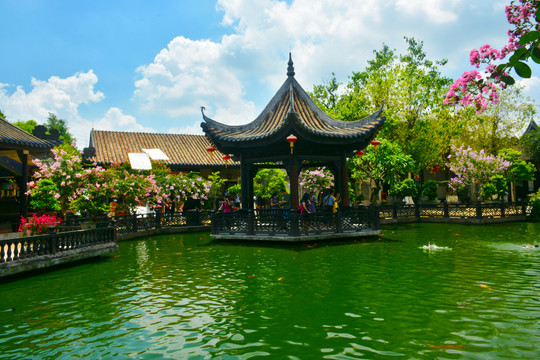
[349,140,414,204]
[13,120,38,134]
[46,113,74,144]
[0,109,5,119]
[522,127,540,162]
[253,169,288,206]
[310,37,457,172]
[446,145,512,201]
[445,0,540,112]
[453,85,536,154]
[499,148,536,201]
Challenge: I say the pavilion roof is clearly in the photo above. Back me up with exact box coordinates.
[0,117,56,152]
[86,130,238,169]
[201,55,385,153]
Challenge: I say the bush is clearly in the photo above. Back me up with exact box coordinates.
[529,191,540,219]
[480,174,508,201]
[421,180,438,201]
[388,178,418,199]
[227,184,241,197]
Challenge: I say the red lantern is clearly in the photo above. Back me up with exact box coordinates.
[370,139,381,147]
[356,150,364,157]
[430,166,440,173]
[286,134,298,154]
[222,154,230,168]
[206,145,216,158]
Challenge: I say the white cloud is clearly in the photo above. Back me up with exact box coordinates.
[167,121,204,135]
[395,0,461,23]
[0,70,104,123]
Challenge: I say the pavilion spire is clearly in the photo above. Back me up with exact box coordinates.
[287,53,295,77]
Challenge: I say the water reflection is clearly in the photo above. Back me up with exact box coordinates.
[0,223,539,359]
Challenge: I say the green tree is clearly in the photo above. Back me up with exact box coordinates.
[349,140,414,204]
[522,128,540,162]
[499,148,536,201]
[254,168,287,206]
[454,86,536,154]
[13,119,38,134]
[0,109,5,119]
[310,37,458,172]
[208,172,226,210]
[46,113,73,144]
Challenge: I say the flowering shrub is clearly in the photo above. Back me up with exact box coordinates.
[27,142,85,215]
[18,214,61,236]
[70,166,112,218]
[157,173,211,205]
[299,167,334,195]
[445,0,539,112]
[446,145,512,195]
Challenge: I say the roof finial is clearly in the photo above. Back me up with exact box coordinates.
[287,52,295,77]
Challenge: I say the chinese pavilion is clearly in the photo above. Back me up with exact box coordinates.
[201,54,385,210]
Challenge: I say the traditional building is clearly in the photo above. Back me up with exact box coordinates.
[0,117,56,231]
[201,54,386,210]
[85,130,240,182]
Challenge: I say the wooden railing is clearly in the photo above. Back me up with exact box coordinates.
[0,227,116,264]
[211,207,381,236]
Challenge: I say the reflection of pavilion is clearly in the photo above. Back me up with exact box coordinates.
[202,55,386,241]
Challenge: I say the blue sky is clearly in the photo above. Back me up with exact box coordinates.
[1,0,539,147]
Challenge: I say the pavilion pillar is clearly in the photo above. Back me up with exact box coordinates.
[288,157,300,209]
[240,157,254,209]
[17,150,29,219]
[340,154,350,207]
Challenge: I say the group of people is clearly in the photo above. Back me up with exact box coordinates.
[300,189,341,216]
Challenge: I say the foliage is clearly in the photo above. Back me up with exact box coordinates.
[480,175,509,201]
[27,143,85,216]
[18,214,61,236]
[227,184,241,197]
[445,0,540,112]
[46,113,73,144]
[299,166,334,195]
[207,171,226,209]
[421,179,439,201]
[349,139,414,204]
[529,190,540,218]
[310,37,457,171]
[28,178,61,213]
[522,127,540,162]
[0,108,5,119]
[13,119,38,134]
[453,86,535,154]
[446,145,512,195]
[254,169,288,202]
[69,166,112,218]
[388,178,418,200]
[499,148,536,184]
[157,173,210,206]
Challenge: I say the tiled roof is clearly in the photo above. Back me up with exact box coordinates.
[201,56,385,145]
[87,130,238,168]
[0,117,55,151]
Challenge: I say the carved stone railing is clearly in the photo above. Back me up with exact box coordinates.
[0,227,116,264]
[378,201,528,223]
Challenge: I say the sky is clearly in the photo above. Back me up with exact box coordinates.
[1,0,539,148]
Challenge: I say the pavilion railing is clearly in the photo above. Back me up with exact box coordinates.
[1,227,116,264]
[211,207,381,237]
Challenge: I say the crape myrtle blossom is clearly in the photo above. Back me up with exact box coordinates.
[446,145,512,193]
[299,166,334,195]
[445,0,538,113]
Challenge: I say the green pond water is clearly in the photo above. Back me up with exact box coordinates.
[1,222,539,359]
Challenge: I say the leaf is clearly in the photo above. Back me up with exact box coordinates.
[509,47,528,63]
[536,8,540,23]
[514,61,532,78]
[532,47,540,64]
[518,31,540,45]
[500,75,516,85]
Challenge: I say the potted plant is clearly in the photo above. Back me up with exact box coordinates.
[421,180,439,203]
[388,178,418,204]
